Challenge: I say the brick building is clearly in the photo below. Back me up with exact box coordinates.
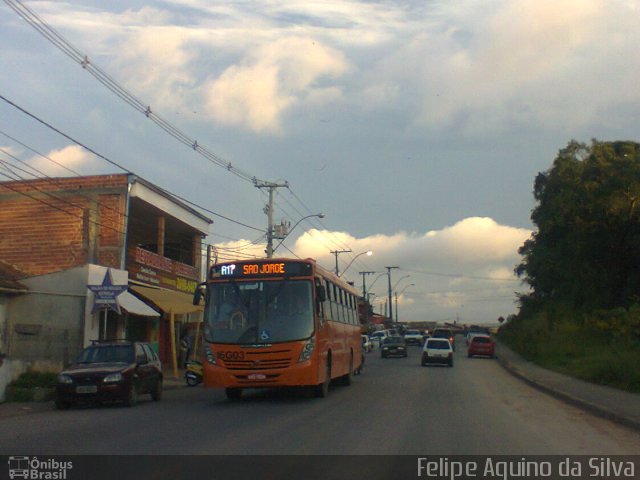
[0,174,212,391]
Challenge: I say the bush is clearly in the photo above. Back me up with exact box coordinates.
[499,307,640,393]
[9,371,57,389]
[5,371,57,402]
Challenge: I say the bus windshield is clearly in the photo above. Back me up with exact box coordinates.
[204,279,314,345]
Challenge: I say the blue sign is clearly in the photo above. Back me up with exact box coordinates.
[88,269,128,314]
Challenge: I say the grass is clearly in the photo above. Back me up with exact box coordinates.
[498,311,640,393]
[5,371,57,402]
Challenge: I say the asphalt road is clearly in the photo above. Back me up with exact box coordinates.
[2,344,639,455]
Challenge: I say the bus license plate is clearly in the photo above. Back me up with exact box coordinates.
[248,374,266,380]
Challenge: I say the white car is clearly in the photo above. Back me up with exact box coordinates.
[421,338,454,367]
[368,335,381,349]
[361,335,372,352]
[369,330,388,345]
[403,329,424,345]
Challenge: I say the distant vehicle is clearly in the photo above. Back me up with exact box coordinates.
[403,329,424,345]
[361,335,372,353]
[466,326,491,345]
[431,327,456,351]
[381,335,408,358]
[467,335,495,358]
[370,330,389,345]
[55,340,163,409]
[421,338,454,367]
[368,335,381,349]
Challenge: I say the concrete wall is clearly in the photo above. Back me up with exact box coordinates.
[7,266,88,368]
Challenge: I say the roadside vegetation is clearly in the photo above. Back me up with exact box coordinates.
[500,140,640,393]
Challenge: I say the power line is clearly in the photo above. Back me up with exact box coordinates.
[3,0,264,185]
[0,95,265,234]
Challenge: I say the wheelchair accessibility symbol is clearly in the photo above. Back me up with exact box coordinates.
[260,329,271,341]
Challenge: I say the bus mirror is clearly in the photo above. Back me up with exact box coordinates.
[193,283,206,306]
[316,285,327,303]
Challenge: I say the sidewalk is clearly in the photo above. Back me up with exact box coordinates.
[0,371,188,419]
[496,340,640,432]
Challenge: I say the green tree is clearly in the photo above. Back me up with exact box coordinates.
[517,140,640,312]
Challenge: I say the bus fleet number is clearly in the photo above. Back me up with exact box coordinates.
[217,351,245,361]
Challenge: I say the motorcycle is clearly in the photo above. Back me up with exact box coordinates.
[184,360,203,386]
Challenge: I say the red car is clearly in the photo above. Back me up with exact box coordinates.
[467,335,495,358]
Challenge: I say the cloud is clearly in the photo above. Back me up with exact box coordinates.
[27,145,98,176]
[203,36,349,133]
[212,217,531,323]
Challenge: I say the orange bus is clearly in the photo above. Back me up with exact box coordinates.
[194,257,364,400]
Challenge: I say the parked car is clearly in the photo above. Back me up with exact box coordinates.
[467,334,495,358]
[403,329,424,345]
[431,327,456,351]
[361,335,372,353]
[421,338,454,366]
[381,335,408,358]
[55,340,163,409]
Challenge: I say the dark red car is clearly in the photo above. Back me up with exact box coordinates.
[467,335,495,358]
[55,340,163,409]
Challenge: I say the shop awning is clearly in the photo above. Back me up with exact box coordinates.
[131,285,203,315]
[118,291,160,317]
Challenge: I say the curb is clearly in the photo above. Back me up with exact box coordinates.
[495,342,640,433]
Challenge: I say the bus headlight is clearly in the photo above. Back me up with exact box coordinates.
[298,337,315,363]
[205,344,217,365]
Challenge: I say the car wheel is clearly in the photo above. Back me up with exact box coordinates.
[467,352,472,358]
[55,399,71,410]
[448,360,454,367]
[225,387,243,401]
[151,379,163,401]
[125,384,138,407]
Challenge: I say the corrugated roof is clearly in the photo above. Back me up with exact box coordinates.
[0,260,28,291]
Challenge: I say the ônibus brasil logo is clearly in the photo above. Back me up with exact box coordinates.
[8,456,73,479]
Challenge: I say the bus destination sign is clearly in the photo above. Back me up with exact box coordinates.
[211,261,312,279]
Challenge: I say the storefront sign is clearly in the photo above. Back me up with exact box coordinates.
[88,269,128,313]
[128,247,199,293]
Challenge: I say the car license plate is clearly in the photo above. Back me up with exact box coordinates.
[248,374,266,380]
[76,385,97,394]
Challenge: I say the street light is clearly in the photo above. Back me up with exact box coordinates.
[395,283,414,323]
[393,274,411,290]
[271,213,324,255]
[367,272,387,291]
[339,250,373,277]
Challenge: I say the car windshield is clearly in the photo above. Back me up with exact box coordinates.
[433,330,452,338]
[405,330,420,335]
[77,345,134,364]
[385,336,404,343]
[204,280,314,344]
[427,340,450,350]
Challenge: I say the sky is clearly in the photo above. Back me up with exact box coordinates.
[1,0,640,324]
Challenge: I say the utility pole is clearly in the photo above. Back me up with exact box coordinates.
[255,181,289,258]
[360,271,375,328]
[359,271,375,299]
[385,266,399,324]
[331,249,352,275]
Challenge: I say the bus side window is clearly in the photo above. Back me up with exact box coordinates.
[325,280,333,322]
[315,278,326,322]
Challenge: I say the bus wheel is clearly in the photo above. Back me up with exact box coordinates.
[315,358,331,398]
[225,388,242,401]
[338,354,353,386]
